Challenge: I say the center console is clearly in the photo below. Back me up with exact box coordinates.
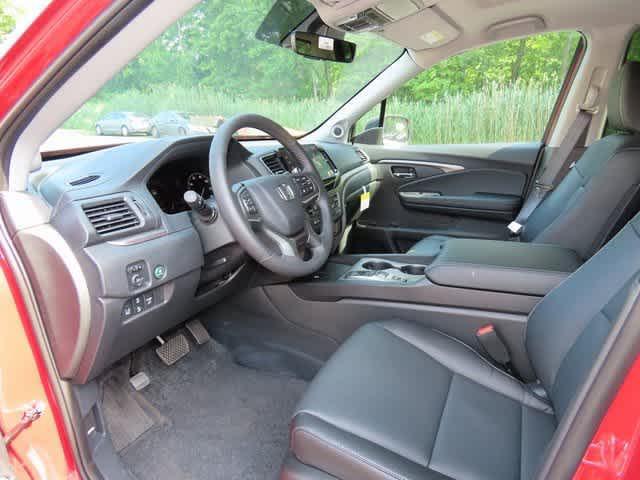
[261,238,584,380]
[341,258,427,284]
[289,238,582,316]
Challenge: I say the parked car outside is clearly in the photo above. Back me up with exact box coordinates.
[95,111,153,136]
[150,111,220,137]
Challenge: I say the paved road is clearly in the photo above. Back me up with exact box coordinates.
[42,129,149,154]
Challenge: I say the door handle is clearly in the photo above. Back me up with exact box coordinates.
[391,166,417,179]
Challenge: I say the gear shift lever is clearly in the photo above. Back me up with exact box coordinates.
[183,190,217,223]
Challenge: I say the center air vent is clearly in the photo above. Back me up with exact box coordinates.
[83,199,140,235]
[262,153,287,175]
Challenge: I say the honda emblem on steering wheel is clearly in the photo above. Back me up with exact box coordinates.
[276,184,296,201]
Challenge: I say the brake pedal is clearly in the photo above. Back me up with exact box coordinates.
[155,334,190,366]
[186,319,210,345]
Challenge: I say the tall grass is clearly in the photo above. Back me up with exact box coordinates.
[64,82,560,144]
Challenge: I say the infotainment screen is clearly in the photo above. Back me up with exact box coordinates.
[304,146,336,180]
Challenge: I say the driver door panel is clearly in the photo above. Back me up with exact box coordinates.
[353,142,541,252]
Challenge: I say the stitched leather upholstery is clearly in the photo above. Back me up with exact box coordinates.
[282,212,640,480]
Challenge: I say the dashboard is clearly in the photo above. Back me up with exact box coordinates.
[147,156,213,214]
[147,143,340,215]
[26,135,378,384]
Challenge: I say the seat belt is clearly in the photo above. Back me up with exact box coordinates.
[508,107,595,236]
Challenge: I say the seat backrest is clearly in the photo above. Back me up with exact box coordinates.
[521,61,640,259]
[525,210,640,421]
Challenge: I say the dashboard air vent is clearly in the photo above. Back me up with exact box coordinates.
[323,177,338,191]
[262,153,287,175]
[355,148,369,164]
[83,199,140,235]
[69,174,100,186]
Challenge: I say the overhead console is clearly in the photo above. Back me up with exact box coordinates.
[310,0,461,51]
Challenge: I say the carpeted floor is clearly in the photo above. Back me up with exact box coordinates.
[105,339,307,480]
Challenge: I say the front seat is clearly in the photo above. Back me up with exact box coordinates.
[408,61,640,260]
[280,211,640,479]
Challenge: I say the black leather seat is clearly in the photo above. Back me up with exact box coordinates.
[409,61,640,260]
[281,210,640,479]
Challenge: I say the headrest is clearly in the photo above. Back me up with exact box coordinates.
[608,61,640,133]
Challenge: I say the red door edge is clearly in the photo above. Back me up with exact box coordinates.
[0,2,114,477]
[573,354,640,480]
[0,247,81,479]
[0,1,639,480]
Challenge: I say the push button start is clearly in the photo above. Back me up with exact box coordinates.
[153,264,167,280]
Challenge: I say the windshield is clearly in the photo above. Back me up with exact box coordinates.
[46,0,402,151]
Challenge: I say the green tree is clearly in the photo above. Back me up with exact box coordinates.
[0,0,16,42]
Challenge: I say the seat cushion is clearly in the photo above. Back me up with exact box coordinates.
[289,321,556,480]
[406,235,450,256]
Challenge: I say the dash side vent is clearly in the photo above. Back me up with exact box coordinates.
[69,174,101,186]
[83,199,140,235]
[262,154,287,175]
[355,148,369,164]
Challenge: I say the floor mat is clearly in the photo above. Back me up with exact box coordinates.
[117,339,307,480]
[103,372,155,452]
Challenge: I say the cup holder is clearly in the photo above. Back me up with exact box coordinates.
[362,261,393,271]
[400,265,426,276]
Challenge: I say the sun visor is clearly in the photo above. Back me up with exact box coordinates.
[381,6,460,50]
[486,16,546,41]
[311,0,459,50]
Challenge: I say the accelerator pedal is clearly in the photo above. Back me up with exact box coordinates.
[186,318,211,345]
[155,334,190,366]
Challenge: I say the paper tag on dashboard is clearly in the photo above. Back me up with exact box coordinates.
[360,188,370,212]
[318,36,334,51]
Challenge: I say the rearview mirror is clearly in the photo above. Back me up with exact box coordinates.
[291,32,356,63]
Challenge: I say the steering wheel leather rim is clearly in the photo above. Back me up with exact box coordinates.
[209,113,333,277]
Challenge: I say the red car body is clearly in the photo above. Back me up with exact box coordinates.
[0,1,638,479]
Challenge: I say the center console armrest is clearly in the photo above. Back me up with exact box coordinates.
[426,239,582,296]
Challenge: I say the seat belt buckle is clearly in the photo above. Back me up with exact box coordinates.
[476,324,511,367]
[508,221,523,235]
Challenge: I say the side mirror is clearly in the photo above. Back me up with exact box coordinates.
[291,32,356,63]
[383,115,410,145]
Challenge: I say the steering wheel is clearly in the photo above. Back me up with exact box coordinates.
[209,114,333,277]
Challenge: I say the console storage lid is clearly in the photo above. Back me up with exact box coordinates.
[426,239,582,296]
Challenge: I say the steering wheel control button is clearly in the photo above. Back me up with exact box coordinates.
[294,175,316,196]
[126,261,148,291]
[153,264,167,280]
[239,190,258,216]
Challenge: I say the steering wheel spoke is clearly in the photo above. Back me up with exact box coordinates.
[304,218,324,249]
